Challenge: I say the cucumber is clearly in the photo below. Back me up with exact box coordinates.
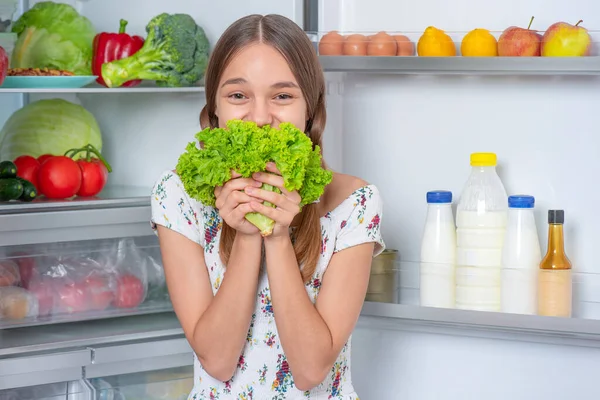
[16,178,37,202]
[0,178,23,202]
[0,161,17,179]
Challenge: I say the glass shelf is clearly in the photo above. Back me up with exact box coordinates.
[0,84,206,94]
[319,55,600,75]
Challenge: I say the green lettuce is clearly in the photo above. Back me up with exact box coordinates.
[176,120,333,236]
[11,1,96,75]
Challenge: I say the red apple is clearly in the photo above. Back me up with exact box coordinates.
[498,16,542,56]
[113,274,145,309]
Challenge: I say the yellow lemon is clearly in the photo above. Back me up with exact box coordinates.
[461,28,498,56]
[417,26,457,57]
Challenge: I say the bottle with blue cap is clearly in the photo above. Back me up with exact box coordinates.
[500,195,542,315]
[420,190,456,308]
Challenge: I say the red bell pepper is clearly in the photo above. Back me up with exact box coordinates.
[93,19,144,88]
[0,46,7,86]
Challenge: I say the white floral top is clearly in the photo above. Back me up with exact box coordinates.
[150,170,385,400]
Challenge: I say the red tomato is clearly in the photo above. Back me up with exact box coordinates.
[114,274,145,309]
[37,156,82,199]
[13,155,40,191]
[56,280,89,314]
[37,154,55,165]
[12,253,38,289]
[77,159,109,197]
[85,275,114,311]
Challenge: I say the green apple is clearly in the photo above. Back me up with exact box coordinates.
[541,20,592,57]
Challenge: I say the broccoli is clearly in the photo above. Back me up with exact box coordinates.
[101,13,210,88]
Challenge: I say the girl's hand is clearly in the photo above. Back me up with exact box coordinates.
[214,171,263,236]
[245,162,302,239]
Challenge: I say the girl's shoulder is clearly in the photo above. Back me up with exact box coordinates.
[320,173,379,216]
[322,173,385,255]
[150,169,208,246]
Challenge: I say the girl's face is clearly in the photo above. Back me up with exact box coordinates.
[215,43,307,131]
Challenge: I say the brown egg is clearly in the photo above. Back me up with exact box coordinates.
[367,31,397,56]
[319,31,344,56]
[343,34,368,56]
[392,34,416,56]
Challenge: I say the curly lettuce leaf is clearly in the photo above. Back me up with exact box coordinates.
[176,120,333,235]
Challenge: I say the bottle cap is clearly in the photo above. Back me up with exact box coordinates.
[470,152,497,167]
[548,209,564,224]
[508,195,535,209]
[426,190,452,204]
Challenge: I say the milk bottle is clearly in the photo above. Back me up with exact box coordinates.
[455,153,508,312]
[501,195,541,315]
[420,190,456,308]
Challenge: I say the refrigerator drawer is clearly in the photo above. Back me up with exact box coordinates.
[0,236,172,330]
[87,338,193,379]
[0,350,91,390]
[0,380,93,400]
[89,365,193,400]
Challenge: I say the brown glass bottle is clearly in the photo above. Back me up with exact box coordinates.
[538,210,572,317]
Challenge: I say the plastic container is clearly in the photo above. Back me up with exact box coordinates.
[455,152,508,312]
[420,190,456,308]
[365,249,399,303]
[0,0,17,33]
[501,195,541,315]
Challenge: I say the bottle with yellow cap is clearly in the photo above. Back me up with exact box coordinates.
[455,152,508,312]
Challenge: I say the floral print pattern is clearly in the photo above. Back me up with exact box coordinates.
[150,171,385,400]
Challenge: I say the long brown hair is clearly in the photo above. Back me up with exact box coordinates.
[200,14,327,283]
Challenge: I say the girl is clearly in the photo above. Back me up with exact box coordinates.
[151,13,385,399]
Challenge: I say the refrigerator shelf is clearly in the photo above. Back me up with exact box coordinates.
[319,55,600,75]
[0,186,152,246]
[0,85,206,94]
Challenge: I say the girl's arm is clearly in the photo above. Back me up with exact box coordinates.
[152,172,264,382]
[158,227,262,382]
[263,235,374,391]
[247,164,382,391]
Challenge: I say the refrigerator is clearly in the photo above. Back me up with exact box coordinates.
[1,0,600,399]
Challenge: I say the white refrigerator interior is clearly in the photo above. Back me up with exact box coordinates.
[1,0,600,399]
[319,0,600,399]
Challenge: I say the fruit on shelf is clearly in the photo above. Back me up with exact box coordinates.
[392,34,415,56]
[367,31,397,56]
[318,31,344,55]
[541,20,592,57]
[343,34,368,56]
[0,45,7,86]
[461,28,498,56]
[498,17,542,56]
[417,26,456,57]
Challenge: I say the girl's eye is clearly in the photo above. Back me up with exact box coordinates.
[229,93,246,100]
[275,94,293,100]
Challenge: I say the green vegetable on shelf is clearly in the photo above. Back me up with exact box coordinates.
[0,178,23,202]
[10,1,96,75]
[101,13,210,88]
[0,160,16,179]
[0,98,103,162]
[176,120,333,236]
[16,177,37,202]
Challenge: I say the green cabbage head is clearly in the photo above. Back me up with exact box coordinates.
[11,1,96,75]
[0,99,103,161]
